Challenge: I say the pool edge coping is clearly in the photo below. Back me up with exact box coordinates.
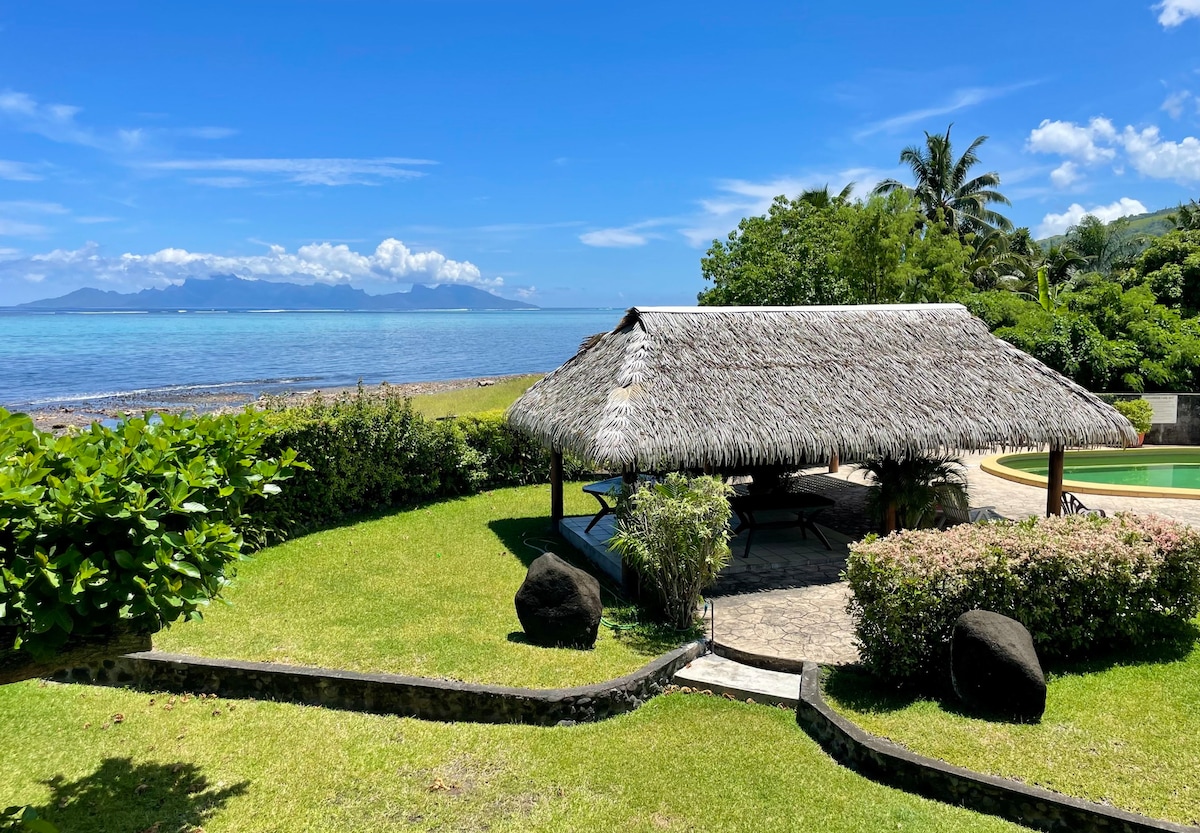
[980,447,1200,501]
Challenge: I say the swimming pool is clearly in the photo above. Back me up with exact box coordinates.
[980,447,1200,500]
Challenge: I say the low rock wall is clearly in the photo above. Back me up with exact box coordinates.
[52,640,707,726]
[795,663,1195,833]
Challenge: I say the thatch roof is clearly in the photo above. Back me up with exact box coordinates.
[506,304,1136,469]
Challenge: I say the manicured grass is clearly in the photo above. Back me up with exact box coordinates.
[0,681,1030,832]
[155,483,680,688]
[408,374,541,418]
[824,633,1200,826]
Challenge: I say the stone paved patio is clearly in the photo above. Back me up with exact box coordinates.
[564,454,1200,671]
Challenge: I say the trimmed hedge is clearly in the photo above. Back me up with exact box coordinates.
[845,513,1200,684]
[0,409,297,659]
[258,388,588,535]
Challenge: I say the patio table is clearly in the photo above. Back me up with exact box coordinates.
[728,488,835,558]
[581,475,652,533]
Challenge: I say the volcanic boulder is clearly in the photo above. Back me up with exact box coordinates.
[951,610,1046,721]
[514,553,603,648]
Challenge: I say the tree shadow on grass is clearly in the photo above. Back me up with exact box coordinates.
[35,758,248,832]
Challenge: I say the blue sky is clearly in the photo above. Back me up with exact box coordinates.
[1,1,1199,307]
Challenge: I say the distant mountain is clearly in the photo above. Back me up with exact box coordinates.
[14,275,538,311]
[1037,206,1179,250]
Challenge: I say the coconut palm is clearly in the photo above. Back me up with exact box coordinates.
[857,453,970,533]
[1169,199,1200,231]
[873,124,1012,238]
[797,182,856,209]
[1065,214,1142,277]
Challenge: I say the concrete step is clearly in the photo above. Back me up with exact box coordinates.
[672,653,802,708]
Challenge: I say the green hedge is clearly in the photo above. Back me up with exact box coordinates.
[0,409,297,659]
[845,513,1200,684]
[258,389,589,535]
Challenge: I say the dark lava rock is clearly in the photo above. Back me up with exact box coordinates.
[951,610,1046,721]
[515,553,603,648]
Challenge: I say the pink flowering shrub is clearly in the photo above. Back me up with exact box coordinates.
[845,513,1200,683]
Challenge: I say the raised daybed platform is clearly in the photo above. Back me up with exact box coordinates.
[51,640,707,726]
[795,662,1197,833]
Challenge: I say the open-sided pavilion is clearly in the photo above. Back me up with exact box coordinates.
[506,304,1136,529]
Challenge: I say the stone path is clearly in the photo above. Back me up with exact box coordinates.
[705,452,1200,670]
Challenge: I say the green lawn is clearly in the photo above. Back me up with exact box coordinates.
[155,483,680,688]
[0,681,1030,833]
[408,374,541,418]
[825,634,1200,826]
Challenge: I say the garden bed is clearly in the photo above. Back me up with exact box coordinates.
[154,484,688,689]
[824,629,1200,826]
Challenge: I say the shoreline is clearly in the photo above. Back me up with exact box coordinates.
[13,373,539,433]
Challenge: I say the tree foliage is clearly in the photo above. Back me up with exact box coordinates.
[873,124,1012,237]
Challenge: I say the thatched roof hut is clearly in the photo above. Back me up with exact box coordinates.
[507,304,1135,471]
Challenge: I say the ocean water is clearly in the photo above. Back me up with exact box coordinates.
[0,308,623,409]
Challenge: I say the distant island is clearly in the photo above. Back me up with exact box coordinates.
[14,275,538,311]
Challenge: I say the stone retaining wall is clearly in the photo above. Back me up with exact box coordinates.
[52,640,707,726]
[795,663,1196,833]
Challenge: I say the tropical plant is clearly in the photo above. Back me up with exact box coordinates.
[1113,398,1154,435]
[855,453,970,533]
[797,181,855,209]
[1065,214,1143,277]
[873,124,1012,238]
[609,473,732,629]
[1132,228,1200,317]
[1169,199,1200,231]
[0,409,298,661]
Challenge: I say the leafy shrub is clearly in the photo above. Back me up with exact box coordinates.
[610,473,732,629]
[845,513,1200,684]
[1113,398,1154,435]
[257,386,594,535]
[855,453,969,532]
[0,409,297,660]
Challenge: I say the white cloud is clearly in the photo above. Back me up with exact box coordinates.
[579,227,652,247]
[0,89,98,147]
[1027,118,1117,163]
[0,159,43,181]
[0,238,497,299]
[149,156,437,186]
[1036,197,1148,238]
[1162,90,1193,119]
[1119,124,1200,182]
[856,82,1038,138]
[1049,161,1082,188]
[1156,0,1200,27]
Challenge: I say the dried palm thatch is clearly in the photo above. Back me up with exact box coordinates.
[506,304,1136,469]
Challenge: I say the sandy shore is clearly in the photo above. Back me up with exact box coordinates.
[18,374,536,433]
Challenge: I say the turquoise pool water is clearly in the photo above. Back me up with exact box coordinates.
[998,449,1200,493]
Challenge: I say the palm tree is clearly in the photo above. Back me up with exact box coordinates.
[856,453,970,533]
[874,124,1012,238]
[797,182,856,209]
[1064,215,1142,277]
[968,228,1035,290]
[1169,199,1200,231]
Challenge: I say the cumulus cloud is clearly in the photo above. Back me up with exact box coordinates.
[1156,0,1200,26]
[0,238,502,303]
[149,156,437,186]
[1027,118,1117,163]
[1049,161,1081,188]
[1036,197,1148,238]
[1120,124,1200,182]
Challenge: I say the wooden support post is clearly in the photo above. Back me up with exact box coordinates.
[1046,445,1065,517]
[828,453,840,474]
[550,448,564,532]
